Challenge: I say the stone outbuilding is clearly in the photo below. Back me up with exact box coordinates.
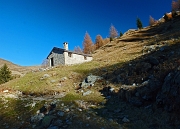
[46,42,93,67]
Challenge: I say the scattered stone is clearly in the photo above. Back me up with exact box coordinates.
[122,117,130,123]
[65,108,70,112]
[82,90,92,96]
[31,113,44,123]
[3,94,18,99]
[3,90,9,93]
[40,115,56,128]
[50,80,56,83]
[43,74,50,78]
[78,108,82,112]
[57,111,64,117]
[80,74,103,88]
[60,77,68,82]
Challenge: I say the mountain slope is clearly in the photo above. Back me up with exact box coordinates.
[0,15,180,129]
[0,58,40,76]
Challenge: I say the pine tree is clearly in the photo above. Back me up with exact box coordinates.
[119,32,123,37]
[109,24,118,39]
[136,17,143,29]
[149,15,157,26]
[95,34,104,49]
[0,64,12,84]
[83,32,93,54]
[74,46,83,54]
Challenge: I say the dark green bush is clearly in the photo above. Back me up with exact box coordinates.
[0,64,12,84]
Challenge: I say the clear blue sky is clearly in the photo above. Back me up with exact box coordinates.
[0,0,172,66]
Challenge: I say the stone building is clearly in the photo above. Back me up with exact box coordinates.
[46,42,93,67]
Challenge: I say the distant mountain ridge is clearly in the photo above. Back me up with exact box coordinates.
[0,58,40,76]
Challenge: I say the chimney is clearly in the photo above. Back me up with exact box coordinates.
[63,42,68,50]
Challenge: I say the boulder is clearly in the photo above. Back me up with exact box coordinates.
[146,56,159,66]
[80,74,103,88]
[156,69,180,111]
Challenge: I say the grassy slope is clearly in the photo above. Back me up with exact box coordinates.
[0,16,180,129]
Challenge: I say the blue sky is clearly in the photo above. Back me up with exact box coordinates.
[0,0,172,66]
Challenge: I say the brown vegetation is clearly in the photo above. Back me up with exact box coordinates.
[94,34,104,50]
[82,31,94,54]
[149,15,157,26]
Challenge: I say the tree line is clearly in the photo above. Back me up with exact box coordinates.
[81,0,180,54]
[81,19,143,54]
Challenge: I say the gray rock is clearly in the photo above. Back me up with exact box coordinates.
[81,74,103,88]
[43,74,50,78]
[40,115,56,128]
[65,108,70,112]
[57,111,64,117]
[156,70,180,111]
[31,113,44,123]
[122,117,130,123]
[50,80,56,83]
[82,90,92,96]
[60,77,68,82]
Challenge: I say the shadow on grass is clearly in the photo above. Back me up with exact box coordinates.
[91,41,180,129]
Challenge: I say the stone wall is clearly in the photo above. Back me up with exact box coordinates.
[47,48,92,67]
[47,49,65,67]
[64,52,92,65]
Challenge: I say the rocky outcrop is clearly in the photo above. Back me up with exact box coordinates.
[80,74,103,88]
[156,68,180,112]
[118,77,162,107]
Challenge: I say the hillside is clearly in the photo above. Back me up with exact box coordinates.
[0,58,40,77]
[0,15,180,129]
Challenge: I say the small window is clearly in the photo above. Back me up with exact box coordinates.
[84,56,87,60]
[68,52,72,57]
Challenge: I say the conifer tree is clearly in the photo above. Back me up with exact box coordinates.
[95,34,104,49]
[119,32,123,37]
[136,17,143,29]
[83,32,93,54]
[109,24,118,39]
[0,64,12,84]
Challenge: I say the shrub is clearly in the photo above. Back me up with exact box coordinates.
[120,32,123,37]
[136,18,143,29]
[110,37,113,42]
[0,64,12,84]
